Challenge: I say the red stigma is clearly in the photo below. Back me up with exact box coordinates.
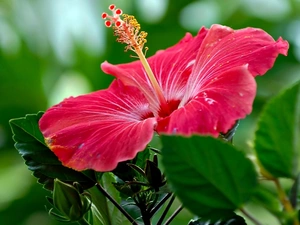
[115,20,122,27]
[115,9,122,15]
[105,20,112,27]
[109,4,115,11]
[102,12,107,19]
[103,4,124,29]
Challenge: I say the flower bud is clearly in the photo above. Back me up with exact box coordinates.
[52,179,91,222]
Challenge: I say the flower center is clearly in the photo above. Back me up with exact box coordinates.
[158,99,180,118]
[102,4,170,115]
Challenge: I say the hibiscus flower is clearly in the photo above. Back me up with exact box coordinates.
[39,5,288,172]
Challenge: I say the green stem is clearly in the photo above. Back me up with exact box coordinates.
[240,208,263,225]
[273,179,300,225]
[140,206,152,225]
[163,205,183,225]
[149,193,172,217]
[134,197,152,225]
[96,183,138,225]
[147,193,159,214]
[157,194,175,225]
[274,179,294,212]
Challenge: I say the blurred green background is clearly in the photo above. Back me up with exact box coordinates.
[0,0,299,224]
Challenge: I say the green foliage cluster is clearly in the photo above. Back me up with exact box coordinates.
[8,80,300,225]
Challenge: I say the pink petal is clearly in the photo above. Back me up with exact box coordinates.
[156,65,256,136]
[182,24,289,103]
[39,80,156,171]
[101,27,208,114]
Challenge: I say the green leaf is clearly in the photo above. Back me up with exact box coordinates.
[254,81,300,178]
[161,135,257,221]
[9,112,95,190]
[10,111,46,144]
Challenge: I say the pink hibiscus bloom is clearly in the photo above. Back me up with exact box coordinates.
[39,6,288,172]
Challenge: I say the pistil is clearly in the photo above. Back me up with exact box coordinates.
[102,4,169,114]
[135,45,168,110]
